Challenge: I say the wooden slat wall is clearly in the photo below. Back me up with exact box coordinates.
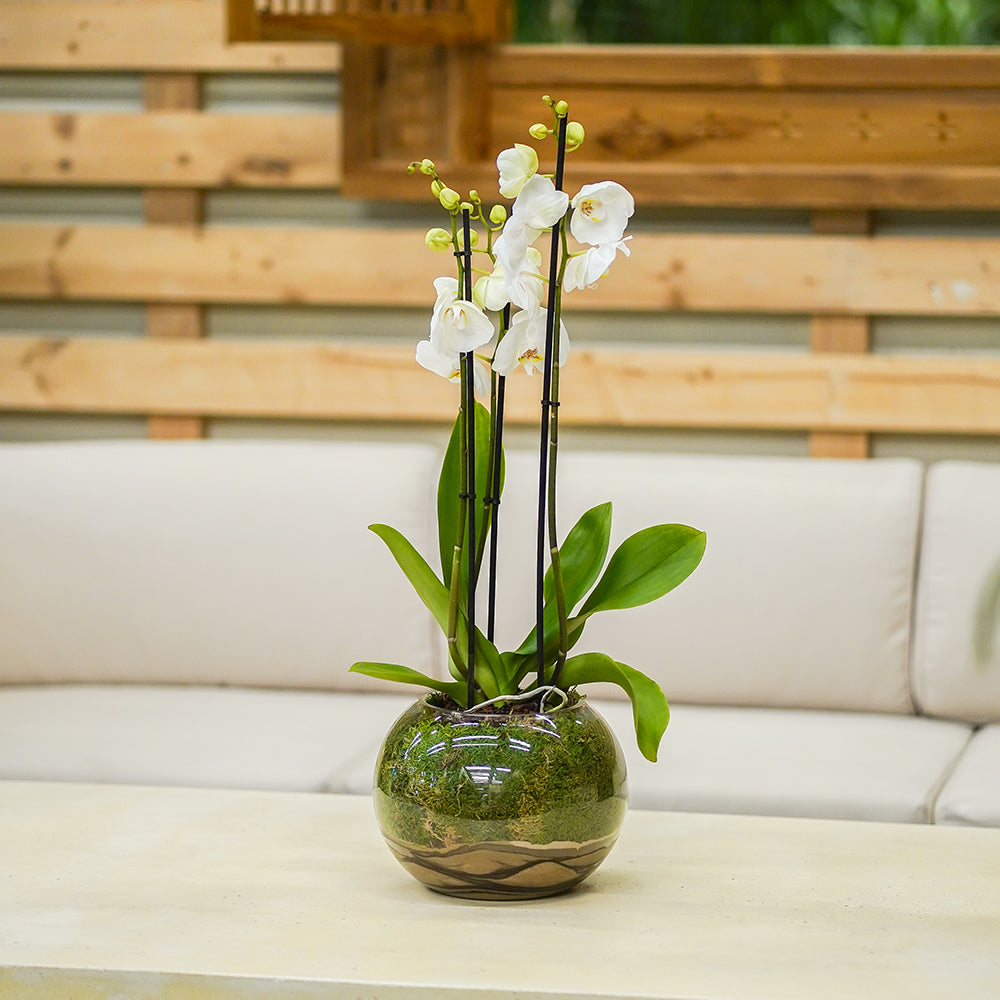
[1,0,999,452]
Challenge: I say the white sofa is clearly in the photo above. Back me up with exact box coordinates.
[1,440,998,826]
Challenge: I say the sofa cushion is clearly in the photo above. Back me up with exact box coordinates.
[934,726,1000,827]
[596,701,970,823]
[0,685,415,792]
[912,461,1000,723]
[491,452,922,713]
[0,440,445,693]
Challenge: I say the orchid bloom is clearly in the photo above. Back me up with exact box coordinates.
[569,181,635,247]
[496,143,539,199]
[416,338,492,398]
[491,234,546,313]
[511,173,570,232]
[430,298,495,355]
[492,308,570,377]
[563,237,632,293]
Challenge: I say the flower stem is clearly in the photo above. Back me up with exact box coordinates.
[461,209,477,708]
[486,304,509,644]
[536,113,570,692]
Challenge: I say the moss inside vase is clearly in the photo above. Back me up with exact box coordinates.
[374,693,627,851]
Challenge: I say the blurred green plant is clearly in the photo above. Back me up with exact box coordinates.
[516,0,1000,44]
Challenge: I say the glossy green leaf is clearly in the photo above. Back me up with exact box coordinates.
[543,501,613,610]
[437,402,499,587]
[370,523,451,634]
[559,653,670,762]
[368,523,503,701]
[579,524,706,617]
[349,662,466,703]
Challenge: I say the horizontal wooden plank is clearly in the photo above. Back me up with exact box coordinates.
[0,0,341,71]
[493,45,1000,90]
[2,224,999,316]
[0,111,341,188]
[491,88,1000,168]
[2,337,999,435]
[346,161,1000,210]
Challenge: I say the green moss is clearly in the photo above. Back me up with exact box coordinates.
[374,694,627,849]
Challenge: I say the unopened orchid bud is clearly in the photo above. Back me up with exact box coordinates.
[438,187,461,211]
[554,100,569,117]
[406,162,418,175]
[469,190,481,203]
[541,94,552,106]
[457,228,479,249]
[489,204,508,225]
[528,122,549,140]
[419,158,436,175]
[430,179,443,198]
[424,227,452,251]
[565,121,586,150]
[460,201,474,213]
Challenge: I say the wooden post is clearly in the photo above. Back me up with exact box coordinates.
[808,209,872,459]
[144,73,206,440]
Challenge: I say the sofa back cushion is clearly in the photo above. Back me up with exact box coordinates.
[492,451,922,713]
[912,461,1000,723]
[0,440,445,692]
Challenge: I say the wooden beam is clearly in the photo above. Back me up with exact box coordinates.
[4,225,1000,316]
[144,74,205,441]
[0,112,342,188]
[3,338,1000,436]
[0,0,341,72]
[809,210,873,459]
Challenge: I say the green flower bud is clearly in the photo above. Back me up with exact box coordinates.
[528,122,549,140]
[457,228,479,249]
[469,190,481,203]
[424,227,452,251]
[565,121,585,150]
[555,100,569,117]
[489,204,508,225]
[438,187,461,211]
[460,201,475,213]
[419,158,435,175]
[542,94,552,105]
[406,162,418,175]
[430,179,443,197]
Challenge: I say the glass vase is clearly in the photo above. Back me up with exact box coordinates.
[373,692,627,900]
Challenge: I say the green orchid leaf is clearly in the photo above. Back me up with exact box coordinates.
[370,523,451,634]
[349,662,466,703]
[543,502,613,611]
[578,524,706,617]
[437,402,497,587]
[559,653,670,763]
[510,614,588,684]
[368,523,503,701]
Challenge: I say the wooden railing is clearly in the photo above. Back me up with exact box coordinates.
[1,0,999,457]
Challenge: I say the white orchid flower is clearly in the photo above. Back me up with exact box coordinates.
[569,181,635,246]
[494,227,548,313]
[473,261,510,312]
[562,237,632,293]
[430,298,495,355]
[511,173,570,231]
[416,338,492,398]
[431,276,459,319]
[492,307,570,377]
[496,143,539,199]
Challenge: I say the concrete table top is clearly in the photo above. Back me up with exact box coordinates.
[1,781,999,999]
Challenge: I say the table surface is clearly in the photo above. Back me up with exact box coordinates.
[1,781,999,1000]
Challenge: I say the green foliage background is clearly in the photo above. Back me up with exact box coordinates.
[516,0,1000,44]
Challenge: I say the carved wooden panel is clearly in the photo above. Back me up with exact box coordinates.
[342,45,1000,208]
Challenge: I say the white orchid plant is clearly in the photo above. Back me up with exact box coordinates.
[351,97,706,762]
